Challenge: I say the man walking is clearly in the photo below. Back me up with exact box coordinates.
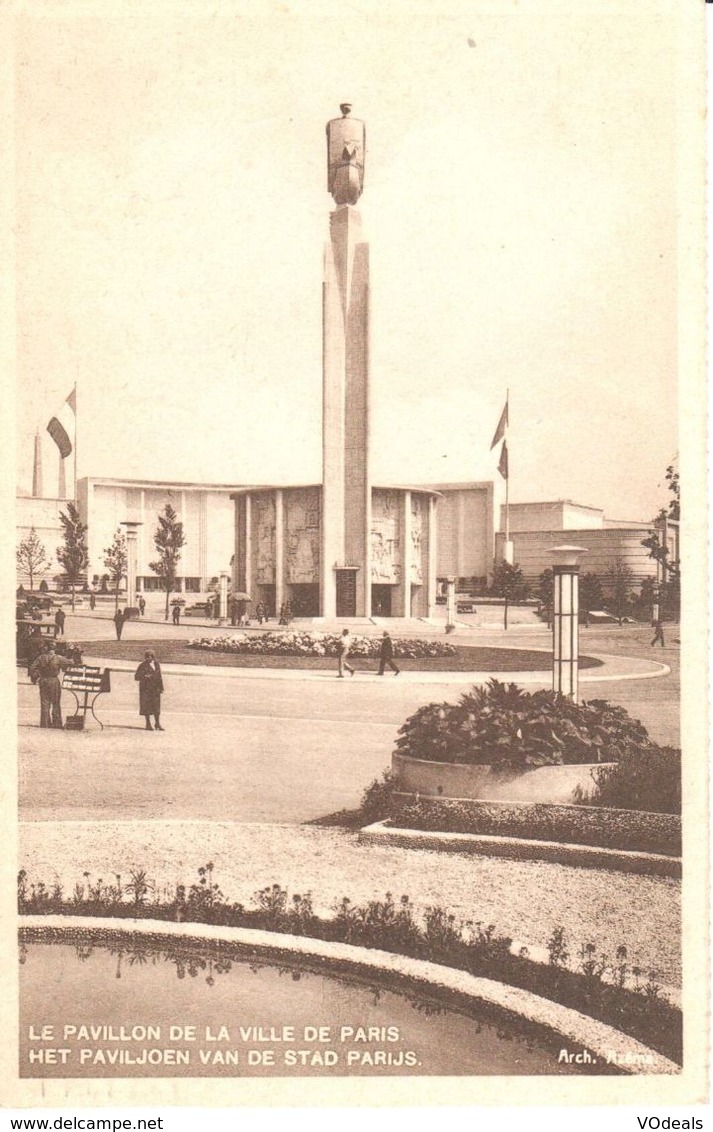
[336,628,355,678]
[377,630,400,676]
[172,603,181,626]
[138,595,146,617]
[29,639,72,728]
[651,618,665,648]
[54,607,65,638]
[114,607,125,640]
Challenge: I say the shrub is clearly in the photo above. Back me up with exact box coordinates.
[394,679,656,769]
[389,797,681,855]
[572,746,681,815]
[358,768,395,823]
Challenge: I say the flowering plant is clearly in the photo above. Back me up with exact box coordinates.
[189,631,456,659]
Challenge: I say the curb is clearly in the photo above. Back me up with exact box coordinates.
[73,654,669,687]
[358,821,682,879]
[19,915,680,1076]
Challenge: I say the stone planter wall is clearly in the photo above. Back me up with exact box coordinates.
[392,751,613,805]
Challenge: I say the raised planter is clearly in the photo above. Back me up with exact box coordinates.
[392,750,611,805]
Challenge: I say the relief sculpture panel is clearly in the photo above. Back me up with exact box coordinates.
[371,489,401,583]
[285,488,321,583]
[255,494,276,584]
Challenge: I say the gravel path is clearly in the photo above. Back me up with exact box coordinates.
[19,820,681,987]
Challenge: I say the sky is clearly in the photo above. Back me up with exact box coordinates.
[13,3,687,521]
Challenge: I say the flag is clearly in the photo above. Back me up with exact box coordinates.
[497,440,508,480]
[490,398,509,449]
[47,389,76,459]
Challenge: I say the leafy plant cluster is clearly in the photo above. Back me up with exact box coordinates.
[189,632,456,659]
[546,926,666,999]
[394,679,655,769]
[18,864,680,1064]
[573,746,681,816]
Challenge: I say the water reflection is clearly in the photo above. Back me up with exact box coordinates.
[20,934,618,1079]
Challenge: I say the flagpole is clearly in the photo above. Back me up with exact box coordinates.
[504,389,510,544]
[73,382,78,505]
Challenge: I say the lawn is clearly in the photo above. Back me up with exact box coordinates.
[75,639,602,672]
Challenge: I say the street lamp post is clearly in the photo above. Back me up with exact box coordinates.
[445,576,456,633]
[218,571,230,625]
[549,545,587,701]
[652,582,660,625]
[120,521,143,610]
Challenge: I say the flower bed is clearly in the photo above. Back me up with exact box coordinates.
[389,797,681,858]
[18,867,681,1064]
[189,631,457,659]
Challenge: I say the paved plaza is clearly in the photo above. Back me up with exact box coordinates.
[17,611,682,990]
[18,611,678,823]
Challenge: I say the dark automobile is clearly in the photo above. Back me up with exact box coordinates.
[16,618,82,669]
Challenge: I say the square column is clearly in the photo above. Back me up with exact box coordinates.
[275,490,285,616]
[400,491,412,618]
[426,495,438,618]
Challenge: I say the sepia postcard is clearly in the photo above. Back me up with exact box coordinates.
[1,0,708,1112]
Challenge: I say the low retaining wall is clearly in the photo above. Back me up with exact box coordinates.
[393,751,609,805]
[360,820,681,878]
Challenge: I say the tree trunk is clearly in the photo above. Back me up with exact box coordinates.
[165,583,171,621]
[504,597,509,631]
[28,564,33,591]
[70,581,76,612]
[115,580,120,611]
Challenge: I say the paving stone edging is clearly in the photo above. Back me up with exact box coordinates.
[20,915,679,1076]
[358,821,681,878]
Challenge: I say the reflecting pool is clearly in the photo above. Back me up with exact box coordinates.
[19,933,617,1077]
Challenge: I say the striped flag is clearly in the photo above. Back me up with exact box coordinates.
[490,397,509,449]
[497,440,508,480]
[47,389,76,458]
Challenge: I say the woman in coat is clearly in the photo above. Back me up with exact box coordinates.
[134,649,164,731]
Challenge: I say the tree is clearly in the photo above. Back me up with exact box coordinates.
[579,573,603,618]
[607,559,634,625]
[16,528,49,590]
[491,560,528,631]
[536,568,554,628]
[641,460,680,616]
[103,529,128,611]
[149,504,186,620]
[56,502,89,612]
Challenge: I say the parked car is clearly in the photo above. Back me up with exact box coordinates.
[16,618,82,668]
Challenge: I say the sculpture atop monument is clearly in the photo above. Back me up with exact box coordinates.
[326,103,365,205]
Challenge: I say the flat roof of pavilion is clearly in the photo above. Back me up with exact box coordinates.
[229,483,442,497]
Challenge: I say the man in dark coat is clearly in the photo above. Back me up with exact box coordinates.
[54,608,65,638]
[114,607,125,640]
[377,630,400,676]
[134,650,164,731]
[29,640,72,728]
